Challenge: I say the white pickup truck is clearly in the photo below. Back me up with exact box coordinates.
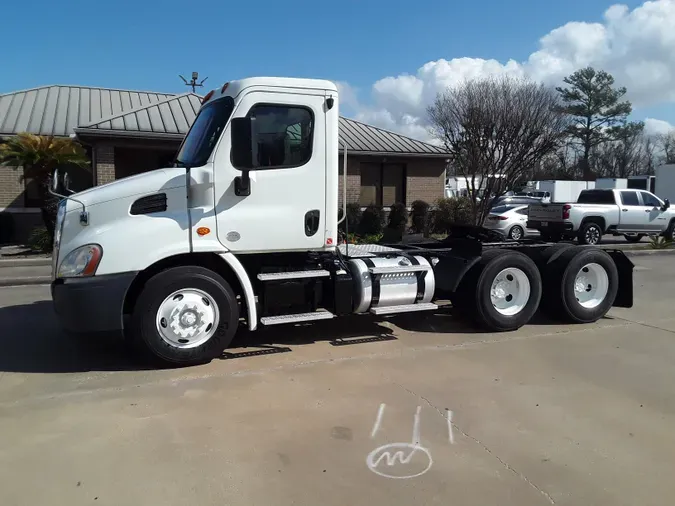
[527,188,675,245]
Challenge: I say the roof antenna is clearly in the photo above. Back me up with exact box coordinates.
[179,71,208,93]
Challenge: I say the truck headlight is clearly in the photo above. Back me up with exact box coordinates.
[58,244,103,278]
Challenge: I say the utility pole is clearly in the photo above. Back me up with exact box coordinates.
[179,72,208,93]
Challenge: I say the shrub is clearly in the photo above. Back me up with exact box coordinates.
[362,233,384,244]
[649,236,673,249]
[342,202,363,235]
[28,226,52,252]
[359,205,384,235]
[410,200,430,233]
[432,197,472,233]
[387,202,408,231]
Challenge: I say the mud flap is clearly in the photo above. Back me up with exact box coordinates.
[605,250,634,308]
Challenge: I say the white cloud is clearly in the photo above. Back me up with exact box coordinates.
[645,117,675,135]
[348,0,675,142]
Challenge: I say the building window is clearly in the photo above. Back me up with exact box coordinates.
[359,162,405,207]
[247,104,314,168]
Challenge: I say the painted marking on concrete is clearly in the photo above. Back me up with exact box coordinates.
[366,405,433,479]
[446,409,454,444]
[371,403,386,438]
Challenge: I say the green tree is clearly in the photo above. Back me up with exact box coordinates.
[0,133,90,242]
[556,67,633,180]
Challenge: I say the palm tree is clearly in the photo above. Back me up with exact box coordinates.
[0,133,90,242]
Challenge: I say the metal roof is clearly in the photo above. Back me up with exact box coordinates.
[338,117,447,157]
[75,93,202,139]
[0,84,447,156]
[0,85,174,137]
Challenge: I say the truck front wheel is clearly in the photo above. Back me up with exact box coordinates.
[130,266,239,366]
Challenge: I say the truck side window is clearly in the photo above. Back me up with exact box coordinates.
[620,191,639,206]
[640,192,661,207]
[248,105,314,168]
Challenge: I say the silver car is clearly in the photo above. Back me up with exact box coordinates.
[483,204,538,240]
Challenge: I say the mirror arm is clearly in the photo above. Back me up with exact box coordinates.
[234,170,251,197]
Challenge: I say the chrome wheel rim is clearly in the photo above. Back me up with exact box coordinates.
[490,267,531,316]
[510,226,523,240]
[574,263,609,309]
[156,288,219,349]
[585,226,600,244]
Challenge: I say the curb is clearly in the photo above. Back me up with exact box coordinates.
[0,257,52,267]
[622,249,675,257]
[0,276,51,287]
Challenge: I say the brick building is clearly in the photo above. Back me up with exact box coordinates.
[0,85,448,242]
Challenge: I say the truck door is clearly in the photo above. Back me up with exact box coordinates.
[640,191,669,232]
[214,90,327,253]
[618,191,646,232]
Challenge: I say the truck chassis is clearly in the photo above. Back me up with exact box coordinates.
[103,234,633,366]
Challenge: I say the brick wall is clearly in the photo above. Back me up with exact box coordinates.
[0,165,25,208]
[338,155,362,204]
[95,145,115,185]
[405,158,446,205]
[338,155,446,207]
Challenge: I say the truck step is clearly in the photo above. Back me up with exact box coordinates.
[370,302,438,315]
[368,265,430,276]
[257,269,330,281]
[260,310,335,326]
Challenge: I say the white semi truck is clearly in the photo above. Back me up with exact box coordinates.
[49,77,635,366]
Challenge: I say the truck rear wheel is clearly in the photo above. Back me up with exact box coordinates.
[578,222,603,245]
[469,251,542,331]
[541,247,618,323]
[130,266,239,366]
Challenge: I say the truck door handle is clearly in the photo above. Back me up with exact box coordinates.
[645,209,651,212]
[305,210,320,237]
[622,209,628,212]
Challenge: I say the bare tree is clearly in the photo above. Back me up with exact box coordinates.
[655,131,675,164]
[592,121,646,178]
[428,76,570,225]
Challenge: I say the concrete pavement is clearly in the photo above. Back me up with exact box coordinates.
[0,256,674,505]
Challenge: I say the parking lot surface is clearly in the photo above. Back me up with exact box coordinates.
[0,255,674,506]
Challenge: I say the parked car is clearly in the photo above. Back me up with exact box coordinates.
[527,188,675,245]
[489,195,544,209]
[483,204,539,240]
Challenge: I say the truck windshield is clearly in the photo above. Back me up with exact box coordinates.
[175,98,234,168]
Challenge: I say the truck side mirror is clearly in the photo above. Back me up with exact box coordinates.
[231,117,254,170]
[664,198,670,210]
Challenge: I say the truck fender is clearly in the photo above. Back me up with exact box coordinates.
[579,216,607,232]
[432,251,482,294]
[218,252,258,331]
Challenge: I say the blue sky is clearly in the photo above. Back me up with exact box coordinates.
[3,0,671,136]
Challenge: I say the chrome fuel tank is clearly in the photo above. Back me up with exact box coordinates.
[348,255,435,313]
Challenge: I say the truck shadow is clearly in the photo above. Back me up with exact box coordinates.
[0,300,147,373]
[0,299,595,372]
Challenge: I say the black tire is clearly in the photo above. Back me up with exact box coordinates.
[463,250,542,331]
[623,234,644,243]
[130,266,239,366]
[508,225,524,240]
[578,222,603,245]
[541,246,618,324]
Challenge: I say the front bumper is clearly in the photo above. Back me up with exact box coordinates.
[51,272,138,333]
